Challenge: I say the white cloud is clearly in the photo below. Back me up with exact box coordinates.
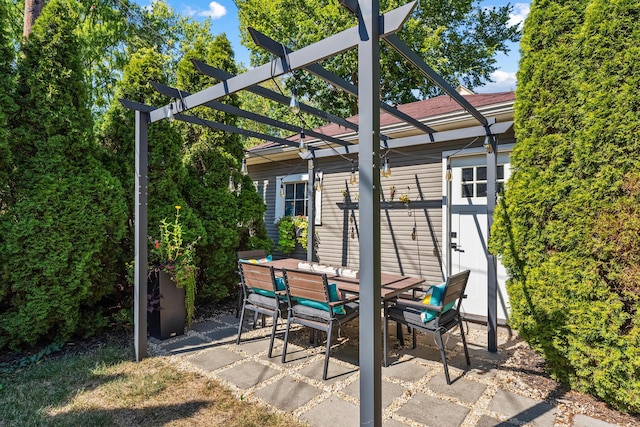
[183,6,197,17]
[476,70,517,93]
[198,1,227,19]
[508,3,530,30]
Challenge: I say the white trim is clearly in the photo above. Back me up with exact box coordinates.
[275,172,322,225]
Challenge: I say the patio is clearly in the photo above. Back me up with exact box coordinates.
[146,311,621,427]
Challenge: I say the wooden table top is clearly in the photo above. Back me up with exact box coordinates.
[266,258,425,300]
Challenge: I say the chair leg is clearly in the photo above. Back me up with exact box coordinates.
[236,304,247,345]
[267,310,279,358]
[282,315,292,364]
[235,286,242,318]
[412,327,417,349]
[435,330,451,385]
[323,323,333,380]
[397,322,405,346]
[459,321,470,366]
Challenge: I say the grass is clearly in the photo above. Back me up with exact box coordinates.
[0,342,305,427]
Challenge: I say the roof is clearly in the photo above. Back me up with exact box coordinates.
[248,91,515,152]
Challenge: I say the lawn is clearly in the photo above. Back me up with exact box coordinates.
[0,340,305,427]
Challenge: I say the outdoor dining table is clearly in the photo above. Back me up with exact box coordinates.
[265,258,425,302]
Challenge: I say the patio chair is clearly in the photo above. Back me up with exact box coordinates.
[235,249,269,318]
[237,262,285,358]
[281,269,359,380]
[384,269,471,384]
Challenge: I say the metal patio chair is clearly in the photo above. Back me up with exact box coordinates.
[281,269,359,380]
[384,269,471,384]
[236,262,285,358]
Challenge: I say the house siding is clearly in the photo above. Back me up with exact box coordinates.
[249,130,515,286]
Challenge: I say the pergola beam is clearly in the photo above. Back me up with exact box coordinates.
[248,26,435,137]
[383,34,491,130]
[191,60,360,134]
[148,2,416,123]
[150,81,351,147]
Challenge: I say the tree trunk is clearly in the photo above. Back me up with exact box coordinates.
[23,0,45,38]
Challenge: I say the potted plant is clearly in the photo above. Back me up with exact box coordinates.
[148,205,200,339]
[276,215,308,254]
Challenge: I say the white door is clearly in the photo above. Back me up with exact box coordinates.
[447,151,511,322]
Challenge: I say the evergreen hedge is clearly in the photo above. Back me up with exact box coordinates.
[0,0,127,349]
[490,0,640,413]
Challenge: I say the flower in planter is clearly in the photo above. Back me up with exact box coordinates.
[150,205,200,327]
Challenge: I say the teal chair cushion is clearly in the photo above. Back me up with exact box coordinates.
[420,283,455,323]
[297,283,346,315]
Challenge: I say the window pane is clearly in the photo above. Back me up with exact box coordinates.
[462,168,473,182]
[497,182,504,194]
[285,183,294,199]
[295,200,305,216]
[476,183,487,197]
[476,166,487,181]
[285,201,295,216]
[462,184,474,198]
[497,165,504,180]
[295,183,306,199]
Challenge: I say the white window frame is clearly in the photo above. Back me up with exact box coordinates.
[275,172,323,225]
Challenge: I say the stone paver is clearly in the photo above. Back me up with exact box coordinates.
[572,414,621,427]
[342,378,406,408]
[301,395,360,427]
[382,360,431,382]
[161,335,211,354]
[188,347,243,371]
[148,313,632,427]
[216,360,280,389]
[297,357,359,383]
[426,374,487,404]
[488,389,556,427]
[396,392,470,427]
[475,415,512,427]
[253,375,322,412]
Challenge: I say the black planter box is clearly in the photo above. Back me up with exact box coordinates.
[147,269,186,340]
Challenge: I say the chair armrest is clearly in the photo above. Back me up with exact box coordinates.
[328,295,358,308]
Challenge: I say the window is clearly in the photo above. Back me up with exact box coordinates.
[461,165,505,198]
[275,173,323,225]
[284,182,307,216]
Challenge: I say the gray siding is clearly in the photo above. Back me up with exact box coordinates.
[248,130,515,286]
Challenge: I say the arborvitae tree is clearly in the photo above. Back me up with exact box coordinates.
[0,0,16,209]
[176,32,272,302]
[0,0,127,349]
[99,47,205,319]
[490,0,640,413]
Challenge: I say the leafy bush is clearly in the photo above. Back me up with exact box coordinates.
[490,0,640,413]
[276,216,308,254]
[0,0,127,350]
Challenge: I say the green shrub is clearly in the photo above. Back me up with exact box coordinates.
[490,0,640,413]
[0,0,127,349]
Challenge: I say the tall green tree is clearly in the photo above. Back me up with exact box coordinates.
[0,0,16,209]
[490,0,640,413]
[237,0,520,116]
[0,0,127,349]
[175,31,272,301]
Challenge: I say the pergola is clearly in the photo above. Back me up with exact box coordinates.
[122,1,501,425]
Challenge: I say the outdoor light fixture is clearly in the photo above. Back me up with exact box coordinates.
[289,87,300,115]
[445,163,453,182]
[349,160,357,185]
[381,155,391,178]
[298,130,307,153]
[314,173,323,191]
[228,174,235,192]
[241,156,248,175]
[166,102,174,122]
[483,135,494,153]
[280,183,285,197]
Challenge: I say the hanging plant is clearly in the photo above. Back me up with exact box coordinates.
[276,216,308,254]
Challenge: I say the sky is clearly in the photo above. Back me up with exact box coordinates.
[136,0,530,93]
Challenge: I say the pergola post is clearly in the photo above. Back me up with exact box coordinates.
[486,135,498,352]
[358,0,382,425]
[307,156,316,262]
[134,110,149,362]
